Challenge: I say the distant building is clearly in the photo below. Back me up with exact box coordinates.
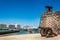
[8,25,16,30]
[0,24,7,29]
[16,25,20,30]
[23,26,30,30]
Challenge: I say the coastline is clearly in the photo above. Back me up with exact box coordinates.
[0,33,60,40]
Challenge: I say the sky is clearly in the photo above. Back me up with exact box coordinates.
[0,0,60,28]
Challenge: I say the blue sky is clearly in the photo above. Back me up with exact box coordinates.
[0,0,60,28]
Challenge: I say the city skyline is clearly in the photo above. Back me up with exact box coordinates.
[0,0,60,27]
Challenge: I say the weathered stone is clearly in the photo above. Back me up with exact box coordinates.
[38,6,60,37]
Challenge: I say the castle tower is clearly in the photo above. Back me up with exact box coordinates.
[46,6,52,13]
[38,6,60,37]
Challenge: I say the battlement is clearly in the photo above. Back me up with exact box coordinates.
[46,6,52,12]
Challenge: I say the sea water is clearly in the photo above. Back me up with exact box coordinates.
[10,29,38,35]
[0,29,38,35]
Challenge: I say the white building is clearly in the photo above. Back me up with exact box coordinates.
[0,24,8,29]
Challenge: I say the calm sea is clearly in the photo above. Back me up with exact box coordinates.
[9,29,38,35]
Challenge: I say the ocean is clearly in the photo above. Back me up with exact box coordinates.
[9,29,38,35]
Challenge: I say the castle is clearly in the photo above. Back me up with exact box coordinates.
[39,6,60,37]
